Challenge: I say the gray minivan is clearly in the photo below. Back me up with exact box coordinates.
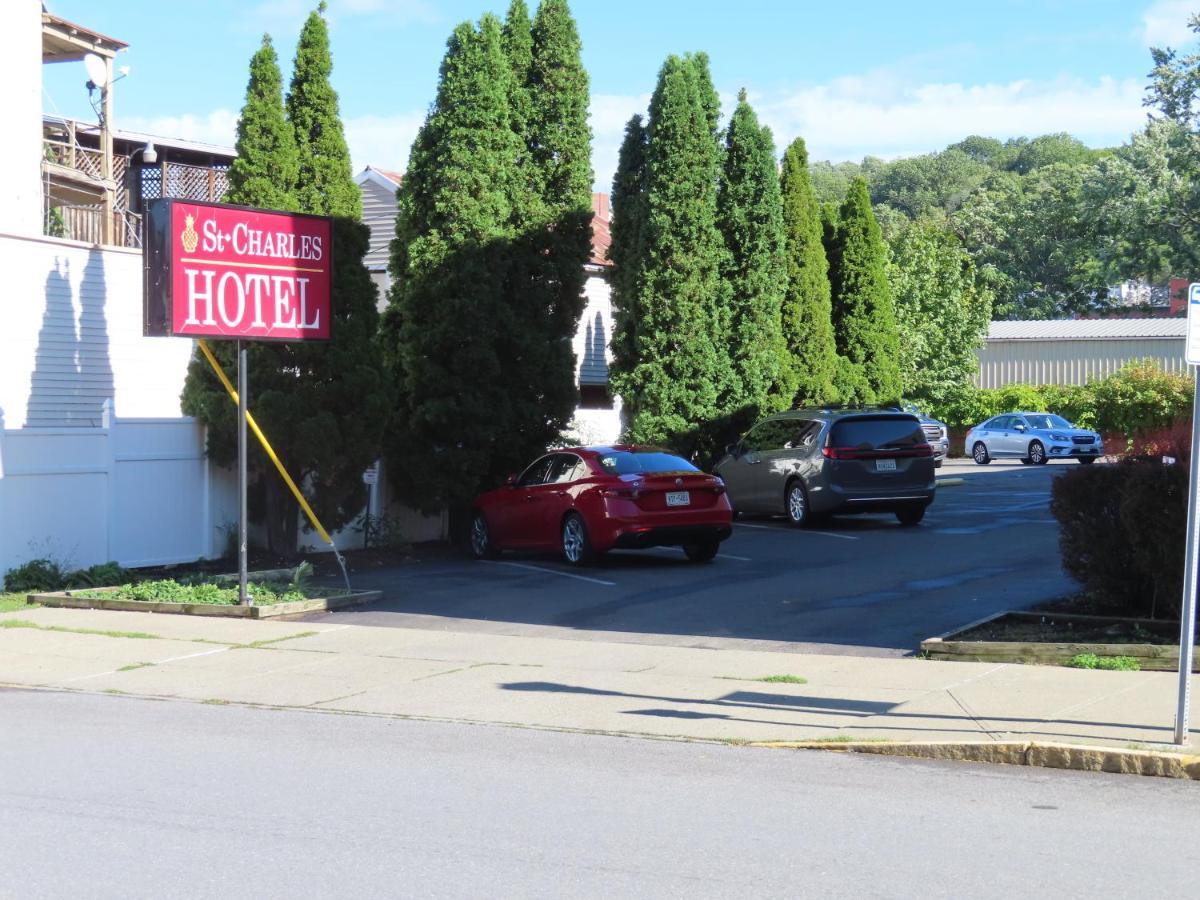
[713,409,937,526]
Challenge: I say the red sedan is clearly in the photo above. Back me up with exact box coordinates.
[470,446,734,565]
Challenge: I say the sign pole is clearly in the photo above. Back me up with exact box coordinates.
[238,340,250,606]
[1175,283,1200,744]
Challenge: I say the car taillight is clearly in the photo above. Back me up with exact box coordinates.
[603,486,641,499]
[712,483,726,495]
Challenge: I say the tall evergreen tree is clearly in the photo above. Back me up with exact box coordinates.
[385,16,526,513]
[716,89,786,417]
[502,0,533,152]
[286,1,361,219]
[226,35,298,212]
[827,176,902,404]
[183,7,388,555]
[609,53,732,448]
[777,136,837,406]
[506,0,593,443]
[607,114,649,414]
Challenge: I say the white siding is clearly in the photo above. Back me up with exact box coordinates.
[359,178,398,276]
[976,338,1187,388]
[568,270,622,444]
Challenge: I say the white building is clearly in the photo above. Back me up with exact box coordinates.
[976,319,1188,389]
[0,6,242,575]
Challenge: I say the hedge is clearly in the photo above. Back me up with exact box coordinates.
[928,360,1193,437]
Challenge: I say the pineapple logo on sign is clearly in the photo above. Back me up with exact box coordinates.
[181,214,199,253]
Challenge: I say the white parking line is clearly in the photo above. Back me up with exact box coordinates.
[808,531,860,541]
[716,552,753,562]
[478,559,616,587]
[735,522,859,541]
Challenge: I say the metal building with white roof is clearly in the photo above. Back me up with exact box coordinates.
[976,319,1187,388]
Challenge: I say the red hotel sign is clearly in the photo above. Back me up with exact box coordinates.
[144,199,332,341]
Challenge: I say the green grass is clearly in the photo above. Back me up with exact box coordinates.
[0,619,162,640]
[237,630,320,649]
[117,662,155,672]
[1065,653,1141,671]
[0,592,34,613]
[754,674,809,684]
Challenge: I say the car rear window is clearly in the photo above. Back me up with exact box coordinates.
[829,417,925,450]
[597,451,699,474]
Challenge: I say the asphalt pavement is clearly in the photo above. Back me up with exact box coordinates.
[1,689,1193,899]
[316,459,1074,656]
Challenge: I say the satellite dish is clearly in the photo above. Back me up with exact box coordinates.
[83,53,107,88]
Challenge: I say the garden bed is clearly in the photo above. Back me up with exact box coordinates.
[28,573,380,619]
[920,611,1196,671]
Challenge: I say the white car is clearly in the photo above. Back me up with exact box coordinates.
[965,412,1103,465]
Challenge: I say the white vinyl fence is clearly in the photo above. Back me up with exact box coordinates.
[0,400,236,576]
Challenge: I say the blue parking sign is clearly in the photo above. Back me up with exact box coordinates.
[1189,283,1200,365]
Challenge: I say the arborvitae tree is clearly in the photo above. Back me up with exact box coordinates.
[607,114,649,414]
[827,176,902,404]
[510,0,593,441]
[183,6,388,555]
[385,15,525,513]
[502,0,533,150]
[226,35,298,212]
[609,53,732,448]
[716,89,786,418]
[777,136,838,406]
[286,1,361,219]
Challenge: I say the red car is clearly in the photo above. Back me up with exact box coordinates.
[470,446,734,565]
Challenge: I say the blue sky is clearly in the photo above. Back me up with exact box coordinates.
[41,0,1200,188]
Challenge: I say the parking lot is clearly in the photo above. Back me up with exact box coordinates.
[316,458,1078,657]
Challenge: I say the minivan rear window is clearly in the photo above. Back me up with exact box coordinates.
[598,452,699,474]
[829,417,925,450]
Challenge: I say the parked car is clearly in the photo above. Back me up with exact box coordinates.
[713,409,936,526]
[901,404,950,468]
[965,412,1104,465]
[470,446,734,566]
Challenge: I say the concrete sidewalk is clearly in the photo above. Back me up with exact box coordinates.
[1,606,1196,752]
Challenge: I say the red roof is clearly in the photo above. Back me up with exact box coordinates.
[378,170,405,186]
[590,192,611,267]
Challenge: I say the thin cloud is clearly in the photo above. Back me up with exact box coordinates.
[1141,0,1197,48]
[122,110,239,148]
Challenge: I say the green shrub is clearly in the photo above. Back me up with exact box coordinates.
[64,561,131,589]
[74,579,312,606]
[1066,653,1141,671]
[3,558,67,593]
[1051,457,1186,619]
[1087,360,1193,435]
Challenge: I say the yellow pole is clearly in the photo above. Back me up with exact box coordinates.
[196,340,350,587]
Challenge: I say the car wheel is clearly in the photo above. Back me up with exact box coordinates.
[896,504,926,526]
[1019,458,1032,465]
[934,458,943,469]
[972,442,991,465]
[1028,440,1047,465]
[785,480,810,527]
[470,512,498,560]
[683,540,719,563]
[561,512,595,566]
[1077,456,1096,465]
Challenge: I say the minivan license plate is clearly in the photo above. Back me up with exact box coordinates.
[875,459,897,472]
[666,491,690,507]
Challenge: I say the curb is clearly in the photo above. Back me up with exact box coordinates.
[936,477,966,487]
[752,739,1200,780]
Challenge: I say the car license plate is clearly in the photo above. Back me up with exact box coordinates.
[875,459,897,472]
[666,491,690,507]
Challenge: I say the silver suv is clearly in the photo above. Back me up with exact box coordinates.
[714,409,937,526]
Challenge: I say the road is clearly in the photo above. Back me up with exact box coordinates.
[0,689,1193,899]
[317,460,1075,656]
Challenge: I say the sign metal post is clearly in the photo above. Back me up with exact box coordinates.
[1175,283,1200,745]
[237,340,249,606]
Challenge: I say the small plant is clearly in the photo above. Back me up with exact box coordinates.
[355,513,408,549]
[755,674,808,684]
[1065,653,1141,671]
